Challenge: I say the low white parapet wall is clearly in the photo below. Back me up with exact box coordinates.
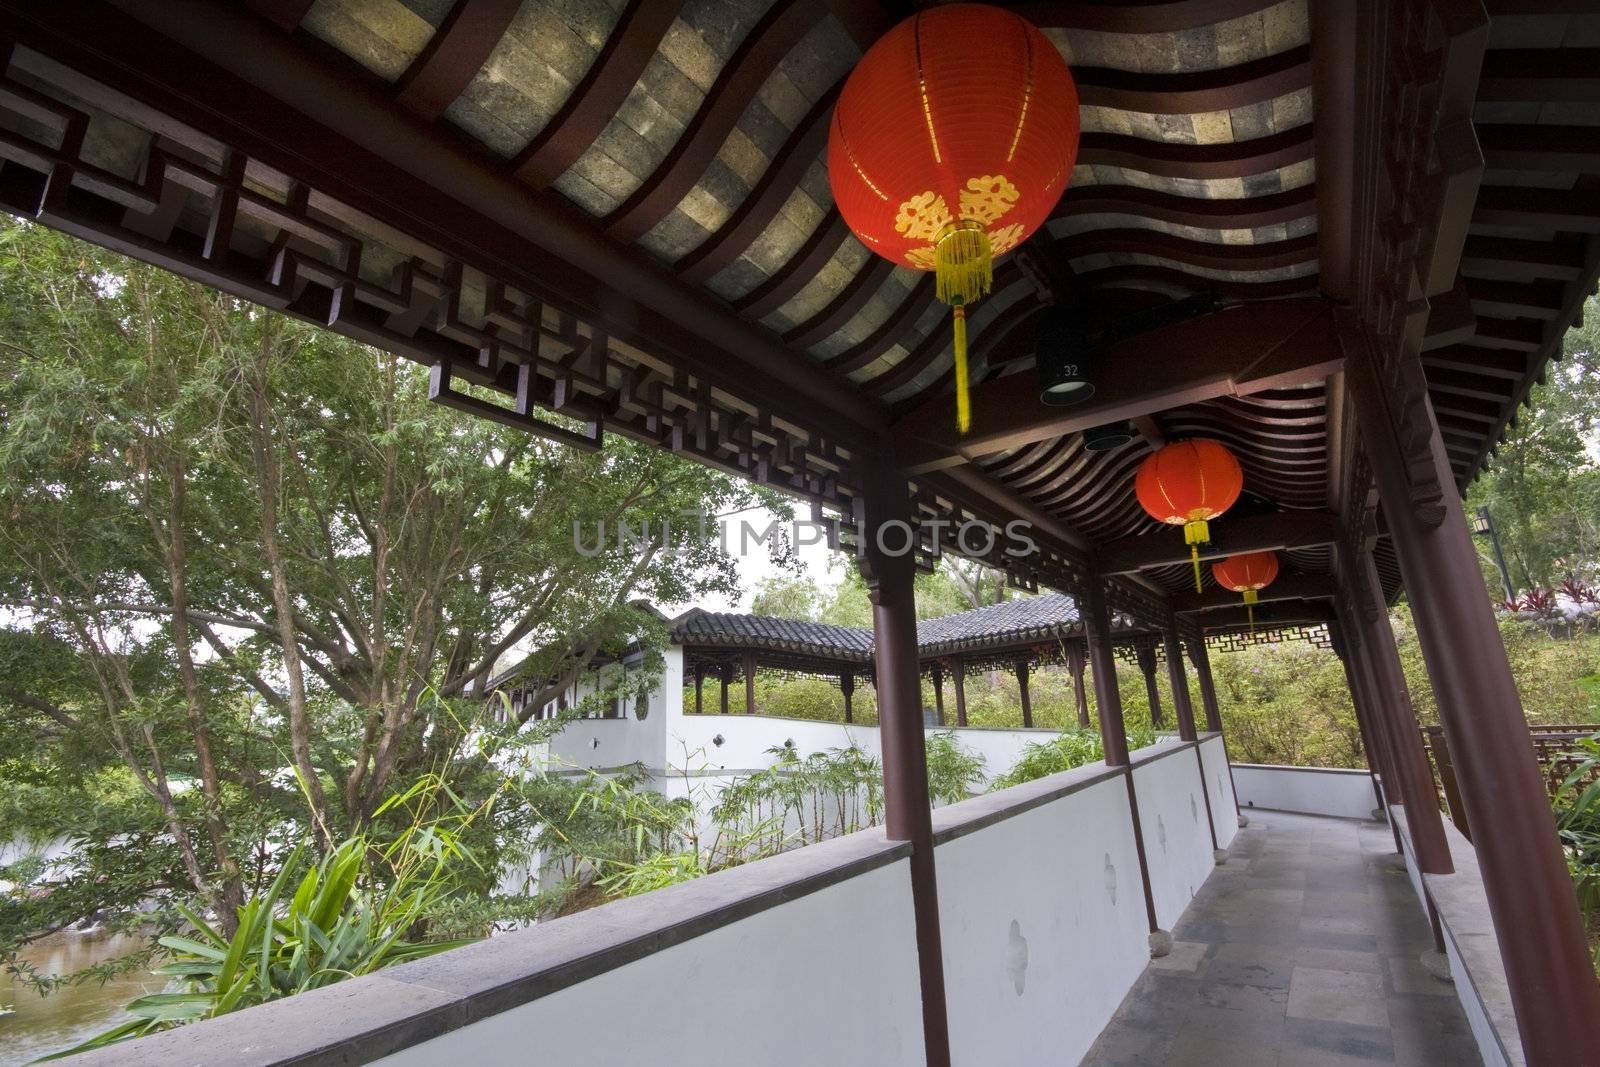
[1391,807,1524,1067]
[1231,762,1378,821]
[67,737,1236,1066]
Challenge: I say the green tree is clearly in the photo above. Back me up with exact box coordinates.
[0,221,760,944]
[1466,295,1600,593]
[749,574,825,621]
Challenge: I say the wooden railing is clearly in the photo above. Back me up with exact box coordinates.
[1420,723,1600,842]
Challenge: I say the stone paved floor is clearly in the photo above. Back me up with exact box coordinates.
[1081,809,1481,1066]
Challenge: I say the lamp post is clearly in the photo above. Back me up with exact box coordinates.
[1471,505,1516,606]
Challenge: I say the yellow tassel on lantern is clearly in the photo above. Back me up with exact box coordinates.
[1183,518,1210,593]
[935,221,992,435]
[1244,588,1259,632]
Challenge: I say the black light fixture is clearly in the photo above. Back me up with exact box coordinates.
[1035,306,1094,405]
[1036,291,1226,408]
[1082,421,1135,451]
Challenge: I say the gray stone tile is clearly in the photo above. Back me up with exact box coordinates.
[1287,967,1391,1029]
[1163,1035,1282,1067]
[1206,943,1297,989]
[1149,939,1209,973]
[1083,811,1479,1067]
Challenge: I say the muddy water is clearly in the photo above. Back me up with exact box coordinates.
[0,931,164,1065]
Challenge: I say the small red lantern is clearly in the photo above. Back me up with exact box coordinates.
[1213,551,1280,630]
[1135,439,1244,592]
[828,4,1080,433]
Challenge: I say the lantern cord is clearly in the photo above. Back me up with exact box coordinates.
[953,304,970,433]
[1183,519,1210,594]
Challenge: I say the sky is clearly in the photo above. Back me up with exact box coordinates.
[660,504,843,615]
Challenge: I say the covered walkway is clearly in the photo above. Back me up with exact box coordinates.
[1086,810,1478,1067]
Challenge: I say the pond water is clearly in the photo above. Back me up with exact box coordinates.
[0,931,163,1065]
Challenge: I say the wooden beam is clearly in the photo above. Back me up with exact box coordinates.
[1098,509,1337,575]
[1478,48,1600,102]
[1479,124,1600,173]
[894,300,1344,473]
[1199,600,1334,631]
[1176,573,1335,613]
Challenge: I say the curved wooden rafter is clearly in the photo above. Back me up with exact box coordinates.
[782,255,898,349]
[1058,228,1319,272]
[1016,0,1288,33]
[510,0,687,189]
[675,86,839,285]
[1052,182,1317,228]
[732,211,853,319]
[394,0,522,121]
[1074,44,1311,114]
[1078,125,1314,180]
[602,0,827,244]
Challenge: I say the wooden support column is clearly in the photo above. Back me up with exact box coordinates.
[693,663,704,715]
[953,657,968,728]
[1186,634,1242,818]
[1165,619,1217,853]
[1162,624,1198,743]
[841,671,854,723]
[1134,639,1163,728]
[1066,640,1090,728]
[1350,340,1600,1056]
[930,663,946,727]
[858,465,951,1067]
[1014,660,1032,728]
[1327,615,1392,816]
[1083,570,1160,938]
[719,663,730,715]
[1332,607,1407,855]
[743,650,757,715]
[1349,551,1453,875]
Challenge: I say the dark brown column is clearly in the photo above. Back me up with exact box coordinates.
[743,650,757,715]
[719,663,730,715]
[1185,633,1242,818]
[930,663,945,726]
[1015,660,1033,727]
[1349,551,1453,875]
[953,656,968,727]
[1327,615,1392,816]
[1351,341,1600,1055]
[1165,619,1217,851]
[841,671,854,723]
[1162,624,1197,743]
[693,663,704,715]
[1134,638,1163,728]
[858,466,951,1067]
[1066,640,1090,728]
[1083,571,1159,935]
[1333,607,1407,855]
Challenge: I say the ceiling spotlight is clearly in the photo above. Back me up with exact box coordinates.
[1035,306,1094,406]
[1083,421,1135,451]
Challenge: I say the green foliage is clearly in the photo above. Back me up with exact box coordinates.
[923,731,988,804]
[1465,294,1600,593]
[1551,733,1600,971]
[45,775,490,1060]
[990,722,1158,790]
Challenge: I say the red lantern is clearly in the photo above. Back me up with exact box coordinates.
[1213,551,1280,630]
[828,4,1079,432]
[1135,439,1244,592]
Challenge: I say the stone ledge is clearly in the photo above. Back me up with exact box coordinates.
[62,829,910,1066]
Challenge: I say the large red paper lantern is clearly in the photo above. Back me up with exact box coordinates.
[1135,439,1244,592]
[1213,551,1280,629]
[828,4,1079,432]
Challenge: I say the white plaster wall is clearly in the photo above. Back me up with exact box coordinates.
[381,859,927,1067]
[1131,747,1216,930]
[1232,763,1377,821]
[1199,737,1238,850]
[934,775,1151,1067]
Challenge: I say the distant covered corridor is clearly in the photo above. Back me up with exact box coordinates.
[1085,810,1479,1067]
